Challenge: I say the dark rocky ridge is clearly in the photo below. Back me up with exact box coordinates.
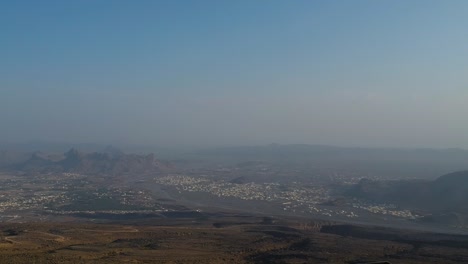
[348,171,468,221]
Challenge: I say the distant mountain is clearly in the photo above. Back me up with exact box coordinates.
[197,144,468,163]
[348,171,468,213]
[16,148,173,175]
[193,144,468,179]
[102,145,125,158]
[19,151,56,170]
[0,141,111,153]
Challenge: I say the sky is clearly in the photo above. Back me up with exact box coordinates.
[1,0,468,149]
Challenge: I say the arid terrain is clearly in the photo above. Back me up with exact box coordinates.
[0,147,468,263]
[4,0,468,262]
[0,213,468,263]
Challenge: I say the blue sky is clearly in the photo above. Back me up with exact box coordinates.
[1,1,468,148]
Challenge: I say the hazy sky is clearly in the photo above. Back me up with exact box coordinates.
[1,0,468,148]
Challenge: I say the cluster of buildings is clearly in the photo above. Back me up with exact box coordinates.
[155,174,329,203]
[352,203,418,219]
[154,174,420,221]
[0,173,163,217]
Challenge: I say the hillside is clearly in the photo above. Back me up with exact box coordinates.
[348,171,468,213]
[0,216,468,264]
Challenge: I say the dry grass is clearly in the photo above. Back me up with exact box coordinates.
[0,219,466,263]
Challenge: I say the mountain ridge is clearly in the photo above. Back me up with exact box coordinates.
[16,148,173,175]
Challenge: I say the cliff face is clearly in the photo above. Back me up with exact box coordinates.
[17,148,173,175]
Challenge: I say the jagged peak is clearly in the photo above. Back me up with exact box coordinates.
[16,148,173,175]
[64,148,83,158]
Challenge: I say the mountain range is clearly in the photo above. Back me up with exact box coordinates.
[13,148,173,175]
